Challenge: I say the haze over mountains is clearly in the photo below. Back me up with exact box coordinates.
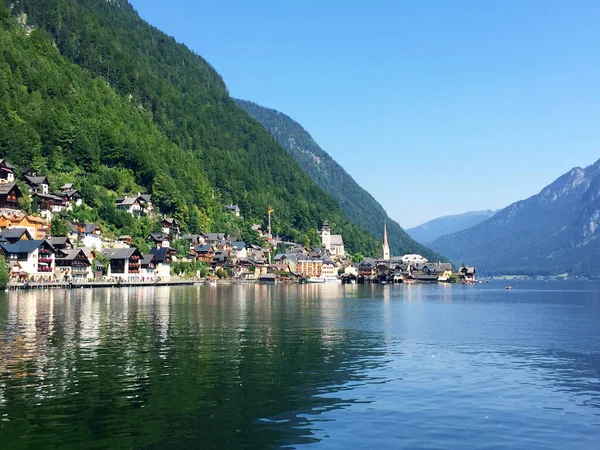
[430,159,600,276]
[407,210,497,244]
[235,99,446,261]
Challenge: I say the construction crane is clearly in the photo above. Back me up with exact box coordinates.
[267,206,275,239]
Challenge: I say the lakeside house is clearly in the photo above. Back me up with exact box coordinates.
[101,247,143,280]
[0,239,56,281]
[55,248,93,281]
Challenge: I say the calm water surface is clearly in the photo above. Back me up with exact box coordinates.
[1,281,599,449]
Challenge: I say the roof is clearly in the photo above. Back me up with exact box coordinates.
[0,183,20,195]
[194,244,213,253]
[226,204,240,211]
[34,192,64,202]
[61,183,74,190]
[251,224,263,231]
[24,175,48,186]
[56,249,89,262]
[0,228,32,239]
[140,254,156,267]
[231,241,246,250]
[61,189,81,198]
[101,248,138,260]
[0,240,46,253]
[139,194,152,203]
[46,237,70,247]
[21,165,33,175]
[162,217,178,225]
[182,234,201,241]
[206,233,226,242]
[116,196,139,206]
[0,159,15,170]
[68,222,100,234]
[149,247,171,263]
[148,232,169,241]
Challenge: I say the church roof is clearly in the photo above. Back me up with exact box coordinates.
[330,234,344,246]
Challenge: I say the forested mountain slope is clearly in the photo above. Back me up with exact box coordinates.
[431,159,600,276]
[0,1,380,254]
[407,210,497,244]
[235,99,447,261]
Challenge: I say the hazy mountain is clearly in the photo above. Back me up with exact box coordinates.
[235,99,447,261]
[430,159,600,276]
[407,210,497,244]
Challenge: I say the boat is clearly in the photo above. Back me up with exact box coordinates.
[306,277,325,284]
[505,285,513,290]
[258,274,278,284]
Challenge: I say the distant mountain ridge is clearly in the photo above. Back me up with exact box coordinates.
[430,159,600,276]
[407,210,497,244]
[235,99,447,262]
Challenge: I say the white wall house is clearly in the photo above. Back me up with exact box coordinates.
[1,240,55,281]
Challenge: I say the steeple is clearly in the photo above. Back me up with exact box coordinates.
[382,221,390,260]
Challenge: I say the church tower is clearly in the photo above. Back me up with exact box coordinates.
[321,221,331,251]
[382,221,390,260]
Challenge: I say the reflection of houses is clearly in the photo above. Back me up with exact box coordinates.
[0,240,55,280]
[101,248,142,280]
[0,213,48,239]
[67,222,102,250]
[320,221,345,257]
[0,183,22,212]
[55,248,93,281]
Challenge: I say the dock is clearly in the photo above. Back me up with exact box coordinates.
[7,280,202,290]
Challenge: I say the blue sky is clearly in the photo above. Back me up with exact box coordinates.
[130,0,600,228]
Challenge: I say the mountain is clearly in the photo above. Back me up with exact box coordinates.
[234,99,447,262]
[0,0,381,255]
[430,160,600,276]
[407,210,497,244]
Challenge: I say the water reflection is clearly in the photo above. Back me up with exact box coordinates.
[1,283,600,449]
[0,286,390,448]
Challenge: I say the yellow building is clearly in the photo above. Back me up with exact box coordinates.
[297,256,323,277]
[0,213,49,240]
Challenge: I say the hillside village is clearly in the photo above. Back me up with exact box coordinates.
[0,158,475,285]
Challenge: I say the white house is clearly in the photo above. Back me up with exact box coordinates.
[115,194,153,216]
[67,222,102,250]
[1,240,55,281]
[101,247,143,281]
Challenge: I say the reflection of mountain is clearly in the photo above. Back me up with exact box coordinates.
[0,287,388,448]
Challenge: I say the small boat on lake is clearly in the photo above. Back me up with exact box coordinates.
[505,285,513,290]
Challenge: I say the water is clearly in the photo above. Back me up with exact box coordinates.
[1,281,599,449]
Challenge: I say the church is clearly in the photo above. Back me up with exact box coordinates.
[320,221,345,257]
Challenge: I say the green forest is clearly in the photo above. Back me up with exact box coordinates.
[0,0,381,256]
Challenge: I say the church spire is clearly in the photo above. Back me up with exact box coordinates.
[382,221,390,260]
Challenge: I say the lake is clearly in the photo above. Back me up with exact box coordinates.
[1,281,599,449]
